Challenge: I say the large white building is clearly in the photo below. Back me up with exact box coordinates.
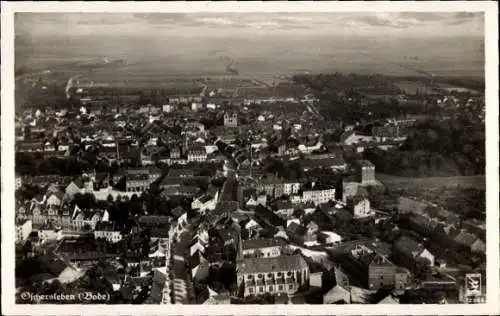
[94,222,123,243]
[236,255,309,297]
[187,148,207,162]
[302,187,336,205]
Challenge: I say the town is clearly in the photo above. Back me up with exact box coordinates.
[13,68,486,305]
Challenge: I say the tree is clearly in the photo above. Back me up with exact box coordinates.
[413,257,432,281]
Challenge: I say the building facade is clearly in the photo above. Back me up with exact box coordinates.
[302,188,336,205]
[237,255,309,297]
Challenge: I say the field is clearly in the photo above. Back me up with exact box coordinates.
[435,83,481,95]
[15,34,484,111]
[394,81,437,95]
[377,173,486,190]
[17,35,485,81]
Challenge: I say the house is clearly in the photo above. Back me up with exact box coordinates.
[170,147,181,159]
[283,182,301,195]
[46,191,65,207]
[306,220,320,237]
[188,147,207,162]
[323,285,351,304]
[317,231,342,246]
[347,196,372,218]
[377,294,400,304]
[171,206,186,220]
[236,255,309,297]
[93,173,111,190]
[393,235,435,269]
[224,112,238,127]
[65,179,85,198]
[94,222,123,243]
[203,294,231,305]
[192,193,218,214]
[16,218,32,243]
[190,250,210,282]
[240,238,287,259]
[71,206,103,231]
[346,245,409,291]
[275,200,294,219]
[453,229,485,253]
[286,222,317,245]
[470,238,486,254]
[125,173,151,193]
[243,218,264,238]
[189,233,208,257]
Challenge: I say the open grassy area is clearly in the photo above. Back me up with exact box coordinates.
[377,173,486,191]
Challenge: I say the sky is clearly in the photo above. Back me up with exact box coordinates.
[15,12,484,39]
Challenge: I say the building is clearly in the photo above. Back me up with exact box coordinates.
[275,200,294,218]
[302,186,336,205]
[125,173,150,193]
[15,175,22,190]
[283,182,301,195]
[187,147,207,162]
[16,219,32,242]
[191,193,218,214]
[236,255,309,297]
[287,222,318,245]
[224,112,238,127]
[240,238,287,259]
[94,222,123,243]
[46,191,65,207]
[347,245,409,291]
[393,235,435,269]
[71,207,103,231]
[347,196,372,218]
[323,285,351,304]
[317,231,343,245]
[355,160,376,184]
[65,179,86,199]
[190,250,210,282]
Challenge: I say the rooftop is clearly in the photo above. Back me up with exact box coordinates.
[241,238,287,250]
[237,254,307,274]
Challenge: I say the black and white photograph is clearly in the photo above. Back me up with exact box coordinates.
[2,1,498,315]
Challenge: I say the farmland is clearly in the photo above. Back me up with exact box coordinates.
[377,173,486,190]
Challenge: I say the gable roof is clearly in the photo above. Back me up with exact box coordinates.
[394,235,426,258]
[242,238,287,250]
[237,255,307,274]
[287,222,307,236]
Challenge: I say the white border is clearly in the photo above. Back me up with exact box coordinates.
[2,1,498,315]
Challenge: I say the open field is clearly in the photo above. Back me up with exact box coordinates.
[435,83,481,95]
[377,173,486,190]
[394,81,437,95]
[17,35,484,81]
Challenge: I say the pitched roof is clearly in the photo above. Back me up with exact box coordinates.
[378,294,400,304]
[242,238,287,250]
[237,255,307,274]
[394,235,426,258]
[287,222,307,236]
[453,229,478,247]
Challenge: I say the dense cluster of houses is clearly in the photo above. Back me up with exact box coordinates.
[14,88,485,305]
